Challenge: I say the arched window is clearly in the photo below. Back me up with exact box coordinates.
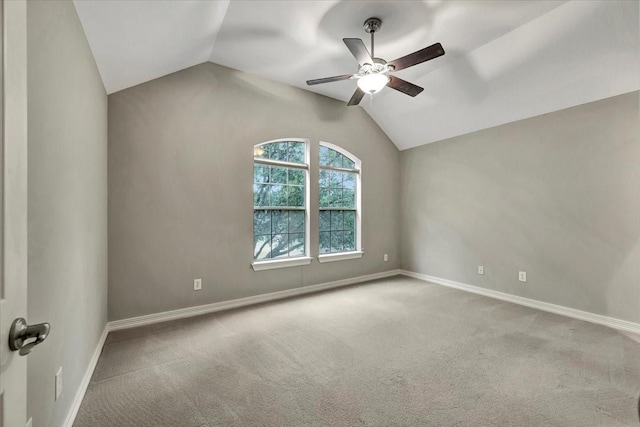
[252,139,311,271]
[318,143,362,262]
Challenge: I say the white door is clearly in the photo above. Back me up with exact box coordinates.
[0,1,29,426]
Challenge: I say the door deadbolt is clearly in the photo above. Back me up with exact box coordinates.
[9,318,50,356]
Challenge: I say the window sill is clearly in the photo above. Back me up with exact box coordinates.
[317,251,364,263]
[252,256,313,271]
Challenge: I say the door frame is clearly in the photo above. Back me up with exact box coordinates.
[0,0,29,426]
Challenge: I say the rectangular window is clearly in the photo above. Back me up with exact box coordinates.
[253,140,309,263]
[318,144,360,256]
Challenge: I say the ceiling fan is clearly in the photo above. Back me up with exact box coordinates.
[306,17,445,106]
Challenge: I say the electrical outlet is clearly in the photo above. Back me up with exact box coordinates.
[193,278,202,291]
[383,254,388,262]
[478,265,484,275]
[55,367,62,401]
[518,271,527,282]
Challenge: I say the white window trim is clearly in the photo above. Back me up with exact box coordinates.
[252,138,310,269]
[319,141,362,254]
[317,251,364,263]
[252,256,313,271]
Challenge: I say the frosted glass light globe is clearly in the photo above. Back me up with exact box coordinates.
[357,73,390,94]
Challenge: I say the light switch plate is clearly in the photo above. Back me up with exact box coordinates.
[478,265,484,275]
[55,367,62,401]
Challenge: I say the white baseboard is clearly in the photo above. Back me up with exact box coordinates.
[59,269,640,427]
[109,269,402,331]
[63,323,109,427]
[400,270,640,336]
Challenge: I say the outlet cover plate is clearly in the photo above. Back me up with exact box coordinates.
[518,271,527,282]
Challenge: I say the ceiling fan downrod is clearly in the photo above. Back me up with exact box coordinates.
[363,17,381,59]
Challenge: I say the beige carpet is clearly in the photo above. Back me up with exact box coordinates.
[74,276,640,426]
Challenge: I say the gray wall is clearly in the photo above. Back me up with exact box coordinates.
[108,62,400,321]
[27,1,108,426]
[400,91,640,323]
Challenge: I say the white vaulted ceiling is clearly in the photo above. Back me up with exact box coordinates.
[74,0,639,150]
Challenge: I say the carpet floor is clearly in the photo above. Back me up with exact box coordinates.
[74,276,640,426]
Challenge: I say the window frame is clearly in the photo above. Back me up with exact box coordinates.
[252,138,312,271]
[317,142,363,263]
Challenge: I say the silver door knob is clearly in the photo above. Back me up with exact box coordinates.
[8,318,50,356]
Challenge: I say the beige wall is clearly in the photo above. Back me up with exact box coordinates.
[21,2,638,423]
[27,1,108,426]
[400,91,640,323]
[108,62,400,321]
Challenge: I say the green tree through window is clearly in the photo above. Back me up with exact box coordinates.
[253,140,308,260]
[319,144,360,254]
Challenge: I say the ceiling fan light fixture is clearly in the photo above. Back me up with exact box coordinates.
[306,17,444,105]
[357,73,390,94]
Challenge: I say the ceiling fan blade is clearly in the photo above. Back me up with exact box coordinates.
[387,43,445,72]
[347,87,366,106]
[387,76,424,97]
[343,38,373,65]
[306,74,354,86]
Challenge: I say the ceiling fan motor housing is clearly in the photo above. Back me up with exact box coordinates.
[358,59,391,76]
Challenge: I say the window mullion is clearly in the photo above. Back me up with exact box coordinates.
[254,206,306,211]
[319,165,359,174]
[254,157,309,170]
